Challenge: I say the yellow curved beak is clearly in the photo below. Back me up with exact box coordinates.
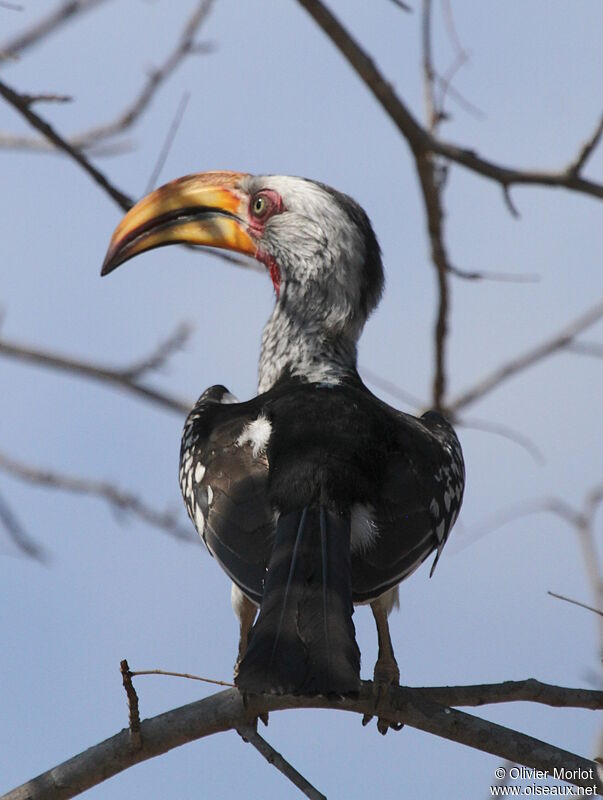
[101,170,255,275]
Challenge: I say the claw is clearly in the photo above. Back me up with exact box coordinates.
[362,595,403,734]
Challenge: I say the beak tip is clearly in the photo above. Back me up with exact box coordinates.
[100,247,122,276]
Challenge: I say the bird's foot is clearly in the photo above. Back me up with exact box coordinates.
[235,678,269,728]
[362,657,402,735]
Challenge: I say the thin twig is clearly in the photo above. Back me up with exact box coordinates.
[144,91,190,194]
[388,0,412,11]
[72,0,214,149]
[360,365,424,409]
[566,115,603,176]
[119,322,193,382]
[0,487,45,560]
[131,669,235,689]
[0,0,108,59]
[456,487,603,663]
[421,0,438,133]
[19,92,72,105]
[548,591,603,619]
[0,332,191,414]
[0,449,194,542]
[237,724,327,800]
[566,341,603,359]
[449,299,603,411]
[447,264,540,283]
[456,416,544,464]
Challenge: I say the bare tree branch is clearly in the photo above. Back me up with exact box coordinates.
[0,449,194,543]
[0,330,191,413]
[0,76,133,210]
[456,416,544,464]
[0,2,213,156]
[360,365,424,409]
[449,299,603,412]
[295,0,603,201]
[3,682,601,800]
[566,115,603,176]
[361,367,544,462]
[71,0,215,150]
[458,486,603,664]
[237,724,327,800]
[0,0,109,60]
[419,678,603,710]
[0,487,45,560]
[566,340,603,359]
[447,264,540,283]
[387,0,413,12]
[548,591,603,620]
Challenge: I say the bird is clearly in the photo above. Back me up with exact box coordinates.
[102,170,465,730]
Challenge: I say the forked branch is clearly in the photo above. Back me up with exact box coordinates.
[3,681,601,800]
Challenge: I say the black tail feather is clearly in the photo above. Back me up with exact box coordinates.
[236,505,361,696]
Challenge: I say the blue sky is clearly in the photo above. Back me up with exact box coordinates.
[1,2,601,798]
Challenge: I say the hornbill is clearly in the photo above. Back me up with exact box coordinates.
[102,171,465,730]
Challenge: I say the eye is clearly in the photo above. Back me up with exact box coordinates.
[251,194,268,217]
[249,189,283,221]
[251,193,271,218]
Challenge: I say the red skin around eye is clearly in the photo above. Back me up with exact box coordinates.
[248,190,284,297]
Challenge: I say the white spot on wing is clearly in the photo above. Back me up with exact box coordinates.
[207,486,213,505]
[194,506,205,538]
[350,504,379,553]
[236,415,272,459]
[194,462,205,483]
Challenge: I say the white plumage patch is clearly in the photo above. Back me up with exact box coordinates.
[350,504,379,553]
[193,505,205,538]
[220,390,239,405]
[236,415,272,459]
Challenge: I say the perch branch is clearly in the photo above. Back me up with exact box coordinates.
[3,681,601,800]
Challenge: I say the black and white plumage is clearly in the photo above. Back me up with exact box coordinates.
[102,171,465,716]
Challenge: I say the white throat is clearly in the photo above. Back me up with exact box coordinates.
[257,303,358,393]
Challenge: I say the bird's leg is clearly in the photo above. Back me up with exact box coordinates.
[231,586,268,726]
[232,590,258,678]
[371,596,400,686]
[362,595,402,735]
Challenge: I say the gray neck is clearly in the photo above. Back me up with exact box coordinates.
[257,303,359,393]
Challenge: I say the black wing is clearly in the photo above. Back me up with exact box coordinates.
[179,385,274,604]
[350,405,465,603]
